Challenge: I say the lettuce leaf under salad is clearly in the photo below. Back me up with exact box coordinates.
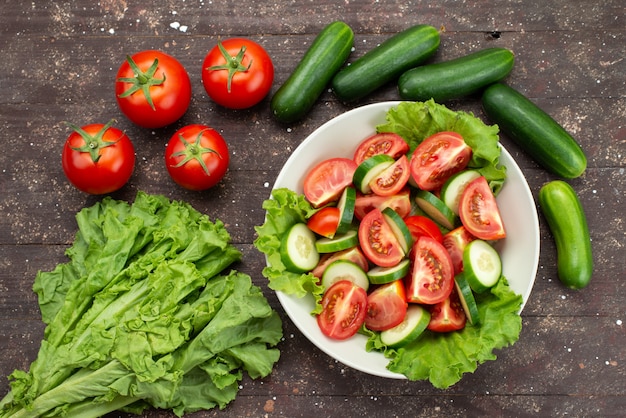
[253,101,523,389]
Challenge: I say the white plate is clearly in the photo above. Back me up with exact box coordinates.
[272,101,540,379]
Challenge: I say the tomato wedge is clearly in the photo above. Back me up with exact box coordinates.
[303,158,357,208]
[442,226,476,275]
[365,280,408,332]
[406,236,454,305]
[353,132,409,165]
[317,280,368,340]
[358,209,405,267]
[307,207,340,239]
[311,246,369,279]
[354,187,412,220]
[410,131,472,191]
[369,155,410,197]
[404,215,443,244]
[459,176,506,240]
[427,289,467,332]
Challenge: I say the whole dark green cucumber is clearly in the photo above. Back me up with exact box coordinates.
[331,24,440,102]
[270,21,354,124]
[482,83,587,178]
[398,47,515,102]
[539,180,593,289]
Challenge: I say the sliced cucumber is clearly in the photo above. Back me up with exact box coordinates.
[414,190,458,230]
[380,304,430,348]
[382,207,413,254]
[353,154,395,194]
[280,223,320,273]
[462,239,502,293]
[454,273,480,325]
[321,259,369,291]
[367,259,410,285]
[336,186,356,235]
[315,229,359,253]
[440,170,482,215]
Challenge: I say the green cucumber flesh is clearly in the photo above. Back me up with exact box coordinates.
[321,259,369,291]
[414,190,458,230]
[280,223,320,273]
[382,207,413,254]
[454,273,480,325]
[440,170,482,215]
[398,47,515,102]
[336,186,356,235]
[315,229,359,253]
[367,259,410,285]
[380,304,430,348]
[353,154,395,194]
[462,239,502,293]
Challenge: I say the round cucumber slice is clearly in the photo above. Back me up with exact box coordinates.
[454,272,480,325]
[353,154,395,194]
[441,170,481,215]
[415,190,458,230]
[462,239,502,293]
[336,186,356,235]
[315,229,359,253]
[380,304,430,348]
[367,259,410,285]
[382,207,413,254]
[321,259,369,291]
[280,223,320,273]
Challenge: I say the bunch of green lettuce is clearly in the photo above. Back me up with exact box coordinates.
[254,101,522,388]
[1,192,282,417]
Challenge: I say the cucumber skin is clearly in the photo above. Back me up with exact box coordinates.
[538,180,593,289]
[270,21,354,124]
[398,47,514,102]
[331,24,440,103]
[482,83,587,178]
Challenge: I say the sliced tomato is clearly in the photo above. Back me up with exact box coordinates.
[442,226,476,275]
[358,209,405,267]
[427,289,467,332]
[311,246,369,279]
[410,131,472,191]
[353,132,409,165]
[307,207,340,239]
[404,215,444,244]
[354,187,411,221]
[369,155,410,197]
[317,280,368,340]
[365,280,408,331]
[406,236,454,305]
[458,176,506,240]
[303,158,357,208]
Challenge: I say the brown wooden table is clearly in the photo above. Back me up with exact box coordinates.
[1,1,624,416]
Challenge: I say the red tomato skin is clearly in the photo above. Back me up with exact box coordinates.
[307,207,340,239]
[459,176,506,240]
[353,132,409,165]
[62,123,135,195]
[404,215,444,244]
[311,246,369,279]
[442,226,476,275]
[354,187,412,220]
[164,124,230,191]
[358,209,405,267]
[365,280,408,331]
[202,38,274,109]
[427,290,467,332]
[370,154,411,197]
[317,280,368,340]
[406,236,455,305]
[115,50,191,129]
[410,131,472,191]
[303,158,357,208]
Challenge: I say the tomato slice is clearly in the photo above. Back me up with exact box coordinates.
[311,246,369,279]
[369,155,410,197]
[404,215,444,244]
[410,131,472,191]
[354,187,411,221]
[317,280,368,340]
[358,209,405,267]
[459,176,506,240]
[427,289,467,332]
[365,280,408,332]
[406,236,454,305]
[353,132,409,165]
[307,207,340,239]
[303,158,357,208]
[442,226,476,275]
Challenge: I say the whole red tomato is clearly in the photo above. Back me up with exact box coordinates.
[115,50,192,128]
[165,124,230,191]
[62,120,135,194]
[202,38,274,109]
